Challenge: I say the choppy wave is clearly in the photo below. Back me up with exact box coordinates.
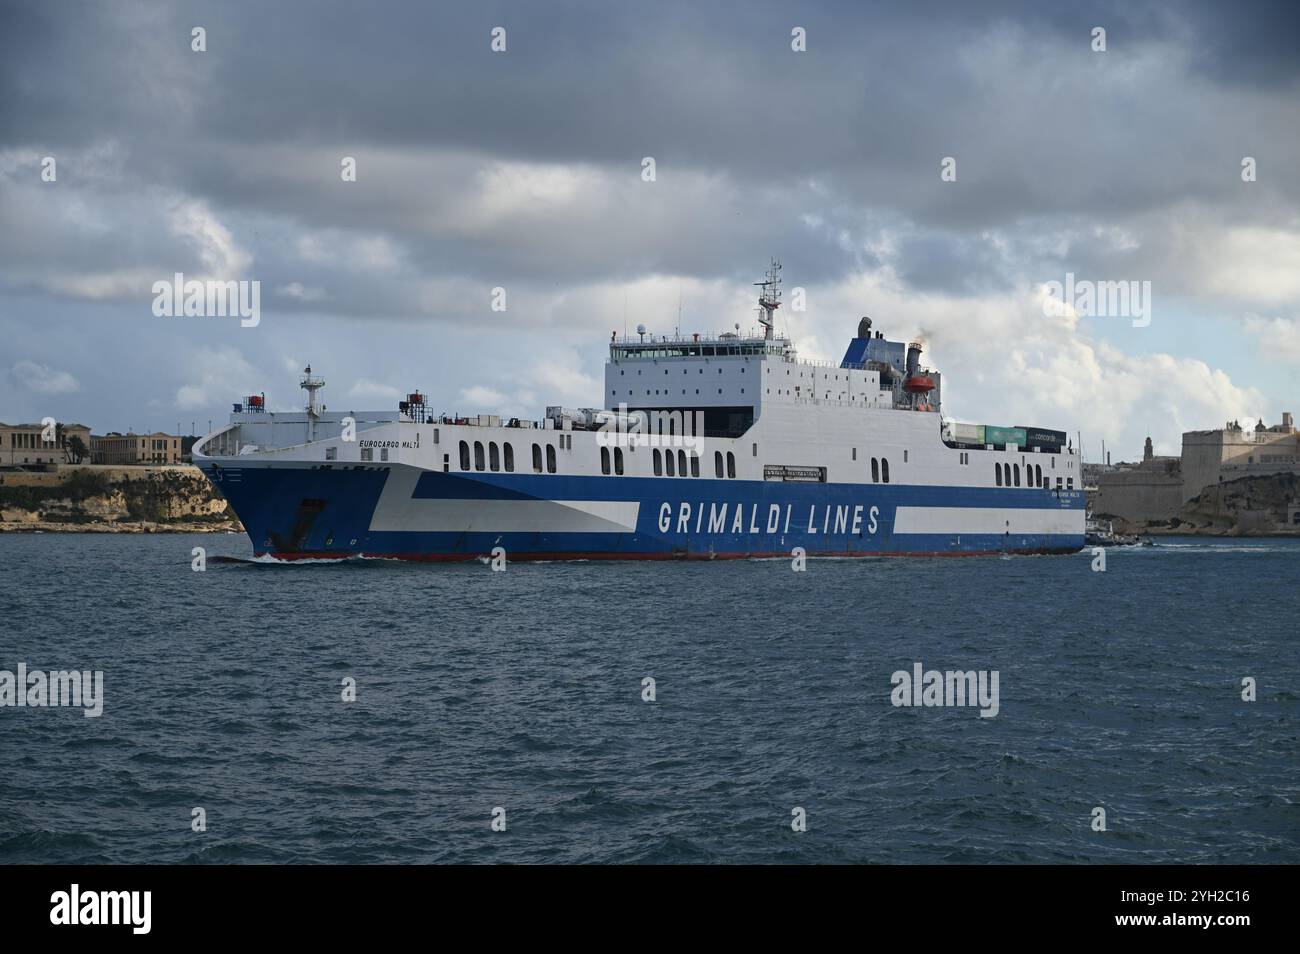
[1,532,1296,864]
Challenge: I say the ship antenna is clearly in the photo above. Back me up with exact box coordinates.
[754,258,781,341]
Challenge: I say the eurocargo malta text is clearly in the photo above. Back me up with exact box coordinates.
[193,263,1084,560]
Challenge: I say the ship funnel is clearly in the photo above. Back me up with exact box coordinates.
[857,316,872,339]
[906,342,922,376]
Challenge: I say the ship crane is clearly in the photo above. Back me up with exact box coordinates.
[755,259,782,340]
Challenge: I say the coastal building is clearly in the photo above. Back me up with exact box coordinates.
[1091,413,1299,526]
[1088,437,1183,522]
[1181,413,1299,502]
[91,431,185,465]
[0,421,93,467]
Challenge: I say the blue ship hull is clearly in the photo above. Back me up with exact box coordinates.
[201,463,1086,560]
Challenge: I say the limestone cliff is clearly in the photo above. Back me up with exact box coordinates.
[1105,472,1300,536]
[0,466,242,533]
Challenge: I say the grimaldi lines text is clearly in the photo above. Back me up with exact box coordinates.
[192,265,1085,560]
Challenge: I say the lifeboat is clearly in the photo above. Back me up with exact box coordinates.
[903,374,935,394]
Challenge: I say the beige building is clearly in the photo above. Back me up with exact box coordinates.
[91,431,184,465]
[0,421,92,467]
[1181,413,1299,502]
[1089,437,1184,522]
[1092,413,1299,524]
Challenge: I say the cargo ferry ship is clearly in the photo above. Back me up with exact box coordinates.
[193,263,1085,560]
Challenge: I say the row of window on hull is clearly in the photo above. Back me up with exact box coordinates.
[995,462,1074,489]
[459,439,566,474]
[456,438,738,479]
[649,449,738,479]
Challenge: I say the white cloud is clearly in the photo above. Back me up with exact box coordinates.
[41,268,161,300]
[457,385,507,407]
[1243,314,1300,362]
[1197,228,1300,306]
[174,347,258,410]
[278,282,328,302]
[803,273,1265,461]
[168,199,252,278]
[9,360,80,394]
[348,378,403,401]
[295,232,400,272]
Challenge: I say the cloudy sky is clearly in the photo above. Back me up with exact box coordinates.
[2,0,1297,458]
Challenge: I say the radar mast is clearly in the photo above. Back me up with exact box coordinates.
[755,259,782,340]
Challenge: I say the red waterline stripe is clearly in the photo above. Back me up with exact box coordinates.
[259,547,1082,562]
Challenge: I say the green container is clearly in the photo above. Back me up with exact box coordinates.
[984,426,1027,447]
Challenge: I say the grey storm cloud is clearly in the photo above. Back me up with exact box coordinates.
[0,0,1297,449]
[4,0,1299,307]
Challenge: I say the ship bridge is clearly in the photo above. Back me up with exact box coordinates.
[609,334,791,362]
[604,265,941,438]
[605,330,787,439]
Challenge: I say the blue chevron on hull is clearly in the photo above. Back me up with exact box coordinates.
[200,463,1085,560]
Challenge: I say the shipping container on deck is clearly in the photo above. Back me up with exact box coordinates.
[950,422,985,445]
[1018,426,1067,451]
[984,425,1027,448]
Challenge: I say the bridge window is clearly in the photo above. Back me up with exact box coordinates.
[546,444,557,473]
[1067,477,1074,489]
[614,447,624,475]
[882,458,890,483]
[654,448,663,476]
[1035,464,1042,487]
[532,443,542,473]
[601,446,611,475]
[678,449,687,476]
[994,464,1002,487]
[489,442,500,472]
[715,451,723,478]
[1013,464,1020,487]
[474,441,485,471]
[726,452,736,478]
[690,454,699,477]
[665,449,676,476]
[1003,463,1011,486]
[872,458,879,482]
[504,444,514,472]
[461,441,471,470]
